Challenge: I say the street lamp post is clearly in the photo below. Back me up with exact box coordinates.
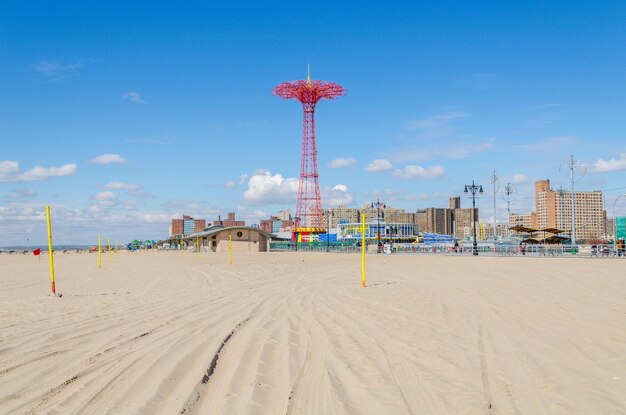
[613,194,626,253]
[464,180,483,256]
[371,199,385,253]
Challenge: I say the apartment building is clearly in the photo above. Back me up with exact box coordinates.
[535,179,605,241]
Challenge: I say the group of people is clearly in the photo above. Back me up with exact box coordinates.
[591,239,625,257]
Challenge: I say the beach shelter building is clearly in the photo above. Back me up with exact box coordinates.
[175,226,273,252]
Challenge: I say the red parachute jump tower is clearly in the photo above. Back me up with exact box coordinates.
[273,68,345,242]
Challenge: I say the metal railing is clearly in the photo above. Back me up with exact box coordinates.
[269,240,625,257]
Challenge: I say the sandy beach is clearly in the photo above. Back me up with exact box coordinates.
[0,251,625,414]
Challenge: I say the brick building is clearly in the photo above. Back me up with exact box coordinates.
[170,215,206,237]
[213,212,245,228]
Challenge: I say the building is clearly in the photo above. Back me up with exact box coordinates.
[452,206,479,238]
[535,179,605,241]
[449,196,461,209]
[605,217,615,238]
[260,216,294,234]
[414,198,478,238]
[320,199,477,238]
[480,223,510,240]
[170,215,206,237]
[276,209,291,221]
[167,226,272,252]
[213,212,245,228]
[323,206,360,229]
[337,219,418,243]
[510,212,538,230]
[323,204,417,231]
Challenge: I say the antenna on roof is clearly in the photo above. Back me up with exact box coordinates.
[307,63,311,85]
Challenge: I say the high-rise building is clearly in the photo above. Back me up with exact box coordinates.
[535,179,605,241]
[452,206,479,238]
[449,196,461,209]
[414,203,477,238]
[170,215,206,237]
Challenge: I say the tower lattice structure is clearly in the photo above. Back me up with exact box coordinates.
[273,73,345,236]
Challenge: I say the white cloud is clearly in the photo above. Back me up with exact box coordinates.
[237,210,268,221]
[20,164,77,181]
[137,213,173,222]
[89,153,128,164]
[93,191,116,201]
[590,153,626,173]
[105,181,139,191]
[0,161,77,182]
[224,180,237,188]
[92,191,117,203]
[0,161,19,173]
[0,200,187,245]
[30,60,83,82]
[511,174,529,185]
[323,184,354,207]
[104,181,152,198]
[328,157,356,168]
[366,159,393,172]
[392,165,446,180]
[122,91,147,104]
[242,170,298,205]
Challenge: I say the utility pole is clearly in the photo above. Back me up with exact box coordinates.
[503,183,516,237]
[567,155,580,246]
[491,170,499,239]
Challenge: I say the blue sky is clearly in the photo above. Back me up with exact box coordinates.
[1,1,626,245]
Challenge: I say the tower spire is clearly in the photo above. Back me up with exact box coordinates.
[307,64,311,85]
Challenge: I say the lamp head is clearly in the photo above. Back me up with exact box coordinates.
[464,186,468,194]
[479,186,484,195]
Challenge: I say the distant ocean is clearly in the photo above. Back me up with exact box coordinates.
[0,245,93,252]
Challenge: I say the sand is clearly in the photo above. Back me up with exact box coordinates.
[0,251,625,414]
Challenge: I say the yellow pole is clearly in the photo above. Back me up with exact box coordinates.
[229,234,232,265]
[108,238,111,262]
[98,235,101,268]
[361,214,366,288]
[46,206,57,296]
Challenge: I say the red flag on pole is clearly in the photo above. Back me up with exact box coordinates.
[33,248,41,256]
